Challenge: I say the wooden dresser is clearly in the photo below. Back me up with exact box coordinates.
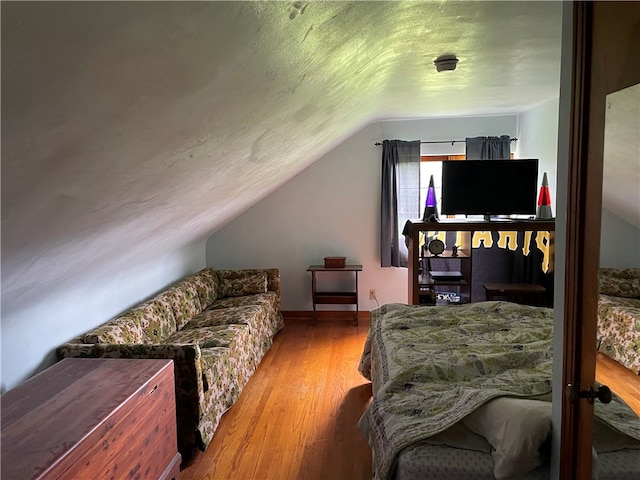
[1,358,181,480]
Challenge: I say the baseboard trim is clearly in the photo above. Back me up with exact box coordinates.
[282,310,371,322]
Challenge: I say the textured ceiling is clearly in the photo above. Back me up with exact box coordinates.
[1,1,565,314]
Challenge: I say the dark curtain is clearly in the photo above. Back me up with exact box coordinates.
[465,135,511,159]
[380,139,420,267]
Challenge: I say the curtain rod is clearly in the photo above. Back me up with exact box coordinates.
[374,138,518,146]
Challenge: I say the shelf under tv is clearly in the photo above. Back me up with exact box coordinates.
[407,219,555,305]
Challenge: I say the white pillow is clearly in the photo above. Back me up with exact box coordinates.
[462,397,552,479]
[425,421,492,453]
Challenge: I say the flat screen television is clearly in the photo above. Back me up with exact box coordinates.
[441,159,539,219]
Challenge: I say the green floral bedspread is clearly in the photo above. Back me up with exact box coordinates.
[357,301,640,480]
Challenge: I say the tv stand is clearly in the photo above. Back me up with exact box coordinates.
[405,219,555,305]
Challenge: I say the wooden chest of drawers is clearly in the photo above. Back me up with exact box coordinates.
[1,358,181,480]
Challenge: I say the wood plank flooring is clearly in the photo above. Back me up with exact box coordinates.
[180,316,640,480]
[596,352,640,415]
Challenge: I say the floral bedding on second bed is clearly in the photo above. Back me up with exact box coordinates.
[357,301,640,480]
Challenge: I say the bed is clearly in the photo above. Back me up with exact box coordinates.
[358,301,640,480]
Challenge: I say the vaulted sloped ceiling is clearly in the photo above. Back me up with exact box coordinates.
[1,1,563,314]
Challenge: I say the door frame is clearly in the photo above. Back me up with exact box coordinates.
[561,2,640,478]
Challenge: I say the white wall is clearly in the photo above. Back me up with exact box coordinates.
[0,242,207,392]
[206,114,537,313]
[516,97,561,211]
[600,208,640,267]
[207,121,402,312]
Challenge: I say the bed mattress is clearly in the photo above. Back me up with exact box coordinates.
[393,442,640,480]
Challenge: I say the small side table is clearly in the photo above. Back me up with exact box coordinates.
[307,264,362,325]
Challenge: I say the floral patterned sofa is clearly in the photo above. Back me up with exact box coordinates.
[596,267,640,374]
[57,267,284,459]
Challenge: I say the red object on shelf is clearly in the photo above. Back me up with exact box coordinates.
[536,172,553,219]
[538,183,551,207]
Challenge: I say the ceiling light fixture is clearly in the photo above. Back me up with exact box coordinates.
[434,54,459,72]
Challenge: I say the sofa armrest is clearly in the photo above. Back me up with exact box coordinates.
[263,268,281,308]
[598,267,640,297]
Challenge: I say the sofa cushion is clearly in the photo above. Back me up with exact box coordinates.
[84,297,177,344]
[165,279,203,329]
[208,291,276,311]
[165,324,251,349]
[598,268,640,298]
[189,268,219,309]
[218,270,268,298]
[183,305,262,331]
[83,319,147,344]
[166,323,259,382]
[145,292,179,339]
[208,292,282,342]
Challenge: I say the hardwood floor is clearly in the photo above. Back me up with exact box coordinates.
[596,352,640,415]
[179,316,640,480]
